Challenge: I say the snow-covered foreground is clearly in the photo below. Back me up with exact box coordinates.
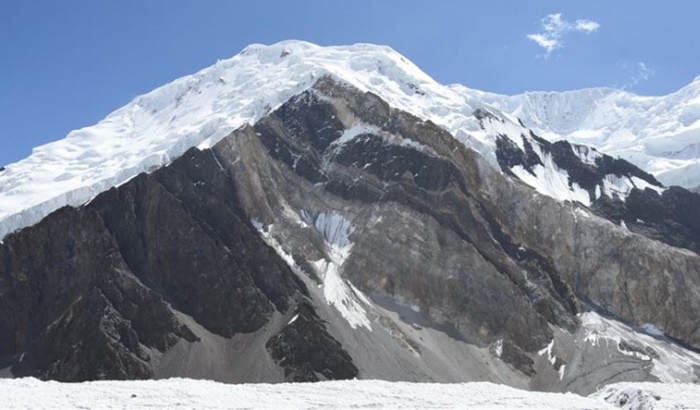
[0,378,614,409]
[3,378,699,409]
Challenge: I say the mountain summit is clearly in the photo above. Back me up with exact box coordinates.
[4,41,700,240]
[1,40,479,240]
[1,41,700,394]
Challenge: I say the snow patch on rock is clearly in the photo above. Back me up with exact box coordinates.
[512,151,592,206]
[538,340,557,366]
[305,211,372,330]
[493,339,504,358]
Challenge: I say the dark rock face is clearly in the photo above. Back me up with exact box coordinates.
[0,205,192,380]
[89,148,301,337]
[474,108,503,127]
[585,180,700,255]
[266,301,358,382]
[605,186,700,254]
[500,339,536,377]
[332,133,463,192]
[495,134,542,177]
[13,289,154,381]
[0,143,318,381]
[545,139,660,195]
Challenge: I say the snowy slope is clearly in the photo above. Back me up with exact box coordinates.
[0,40,489,240]
[0,378,613,409]
[0,40,696,240]
[463,77,700,188]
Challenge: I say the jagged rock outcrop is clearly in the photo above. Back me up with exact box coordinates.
[2,75,700,394]
[266,301,358,382]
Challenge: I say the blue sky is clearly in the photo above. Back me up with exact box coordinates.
[1,1,699,166]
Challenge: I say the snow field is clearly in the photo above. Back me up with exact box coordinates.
[0,378,615,409]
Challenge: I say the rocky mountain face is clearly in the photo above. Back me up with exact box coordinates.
[2,63,700,393]
[492,124,700,256]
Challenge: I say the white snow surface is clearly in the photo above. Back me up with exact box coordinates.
[0,378,614,409]
[1,40,697,239]
[466,78,700,188]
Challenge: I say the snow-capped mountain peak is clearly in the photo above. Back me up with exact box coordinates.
[0,40,492,240]
[1,40,698,241]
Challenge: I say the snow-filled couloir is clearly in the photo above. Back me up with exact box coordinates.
[0,40,695,240]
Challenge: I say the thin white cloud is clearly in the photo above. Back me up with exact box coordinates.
[527,13,600,57]
[575,20,600,32]
[617,62,655,90]
[526,34,559,53]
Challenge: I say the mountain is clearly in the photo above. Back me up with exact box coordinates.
[1,41,700,395]
[463,77,700,189]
